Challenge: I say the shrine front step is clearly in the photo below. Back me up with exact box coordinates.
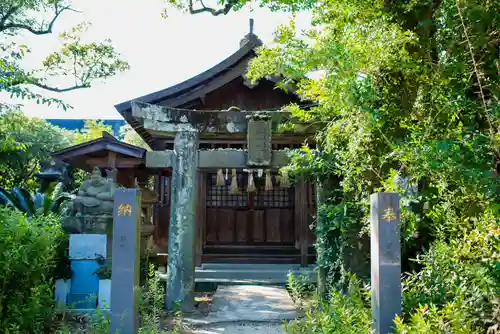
[158,264,317,286]
[200,263,315,270]
[195,264,316,285]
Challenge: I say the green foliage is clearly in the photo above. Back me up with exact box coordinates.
[395,301,475,334]
[139,265,170,334]
[286,272,315,303]
[53,233,72,280]
[0,181,71,217]
[74,119,114,144]
[162,0,314,18]
[247,0,500,271]
[55,308,113,334]
[0,108,73,190]
[0,208,64,332]
[284,274,371,334]
[93,256,112,280]
[42,22,130,92]
[316,200,367,281]
[400,213,500,333]
[119,124,151,150]
[88,308,113,334]
[0,1,129,106]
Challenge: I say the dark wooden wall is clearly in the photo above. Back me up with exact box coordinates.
[203,78,299,110]
[176,77,300,111]
[153,172,171,250]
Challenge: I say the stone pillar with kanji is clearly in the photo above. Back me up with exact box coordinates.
[110,189,141,334]
[370,192,401,334]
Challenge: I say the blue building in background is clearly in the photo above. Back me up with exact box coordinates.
[46,119,127,137]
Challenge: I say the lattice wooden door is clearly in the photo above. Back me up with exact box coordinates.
[205,171,295,246]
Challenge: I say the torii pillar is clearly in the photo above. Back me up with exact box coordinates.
[165,130,199,311]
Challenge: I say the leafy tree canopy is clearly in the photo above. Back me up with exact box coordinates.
[119,124,151,150]
[73,119,113,144]
[0,108,72,190]
[0,0,130,108]
[163,0,314,17]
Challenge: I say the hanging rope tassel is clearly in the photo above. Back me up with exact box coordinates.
[216,169,225,186]
[247,170,256,192]
[264,170,273,191]
[279,169,290,188]
[257,169,264,178]
[230,169,239,194]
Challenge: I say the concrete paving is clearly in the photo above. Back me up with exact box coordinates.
[185,285,298,330]
[187,322,285,333]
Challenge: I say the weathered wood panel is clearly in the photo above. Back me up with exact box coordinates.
[280,209,294,244]
[295,181,309,266]
[252,210,265,243]
[236,210,248,243]
[217,209,235,243]
[265,209,281,243]
[205,208,218,243]
[153,204,170,250]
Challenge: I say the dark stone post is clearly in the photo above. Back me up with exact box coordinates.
[166,130,199,311]
[110,189,141,334]
[370,192,401,334]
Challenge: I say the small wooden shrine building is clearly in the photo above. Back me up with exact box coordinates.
[46,22,318,311]
[114,25,316,272]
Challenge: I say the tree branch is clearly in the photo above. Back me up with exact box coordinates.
[31,82,88,93]
[188,0,235,16]
[456,2,495,144]
[0,4,73,35]
[2,69,89,93]
[0,6,21,31]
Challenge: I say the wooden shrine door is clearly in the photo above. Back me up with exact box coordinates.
[203,171,297,262]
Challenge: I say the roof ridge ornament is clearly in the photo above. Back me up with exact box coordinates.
[239,18,262,48]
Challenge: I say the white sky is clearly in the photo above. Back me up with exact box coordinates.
[1,0,311,119]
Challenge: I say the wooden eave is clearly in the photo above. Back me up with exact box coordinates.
[52,134,146,172]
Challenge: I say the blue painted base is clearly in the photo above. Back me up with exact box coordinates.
[69,260,100,309]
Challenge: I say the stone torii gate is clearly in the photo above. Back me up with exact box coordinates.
[130,101,293,311]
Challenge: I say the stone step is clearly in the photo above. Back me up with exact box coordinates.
[194,268,316,282]
[200,263,315,270]
[157,265,317,285]
[194,278,293,284]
